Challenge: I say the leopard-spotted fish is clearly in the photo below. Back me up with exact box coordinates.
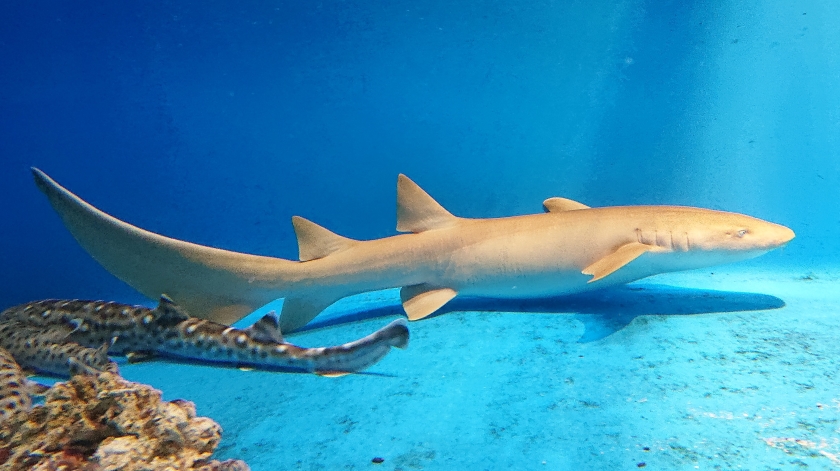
[0,296,409,377]
[0,347,48,420]
[0,320,117,377]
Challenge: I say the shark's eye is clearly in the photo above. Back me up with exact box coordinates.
[737,229,748,238]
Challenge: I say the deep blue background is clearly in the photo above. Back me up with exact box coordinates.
[1,1,838,307]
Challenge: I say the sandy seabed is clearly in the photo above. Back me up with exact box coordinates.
[114,266,840,471]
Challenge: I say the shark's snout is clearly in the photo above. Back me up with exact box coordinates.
[781,226,795,244]
[742,222,794,252]
[769,224,795,249]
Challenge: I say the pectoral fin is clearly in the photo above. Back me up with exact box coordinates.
[582,242,663,283]
[400,285,457,321]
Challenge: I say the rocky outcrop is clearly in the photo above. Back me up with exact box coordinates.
[0,372,248,471]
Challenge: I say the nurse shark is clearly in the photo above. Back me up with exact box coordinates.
[32,168,794,332]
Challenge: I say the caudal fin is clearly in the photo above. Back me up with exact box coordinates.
[32,168,294,325]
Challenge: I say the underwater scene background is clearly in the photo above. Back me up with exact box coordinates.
[1,1,839,470]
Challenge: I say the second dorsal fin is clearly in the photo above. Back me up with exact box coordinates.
[396,174,459,233]
[292,216,358,262]
[542,197,590,213]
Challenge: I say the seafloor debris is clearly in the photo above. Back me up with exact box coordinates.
[763,436,840,465]
[0,371,249,471]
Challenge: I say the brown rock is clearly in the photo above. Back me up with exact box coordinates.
[0,372,248,471]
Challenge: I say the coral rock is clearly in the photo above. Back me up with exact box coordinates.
[0,372,248,471]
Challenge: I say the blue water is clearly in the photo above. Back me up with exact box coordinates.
[1,1,839,469]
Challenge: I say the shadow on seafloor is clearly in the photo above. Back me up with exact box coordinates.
[299,284,786,343]
[27,284,784,387]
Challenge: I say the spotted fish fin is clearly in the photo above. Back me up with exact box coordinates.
[582,242,665,283]
[68,339,118,376]
[245,311,284,343]
[25,380,50,395]
[542,197,590,213]
[315,371,351,378]
[126,351,156,363]
[396,175,460,233]
[94,339,115,366]
[68,357,102,376]
[68,317,86,336]
[154,294,191,324]
[400,284,458,321]
[292,216,359,262]
[20,366,39,377]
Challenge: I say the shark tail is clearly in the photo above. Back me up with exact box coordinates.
[32,168,296,326]
[312,318,410,377]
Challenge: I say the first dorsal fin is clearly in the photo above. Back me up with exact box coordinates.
[292,216,358,262]
[542,197,590,213]
[396,174,460,233]
[245,311,284,343]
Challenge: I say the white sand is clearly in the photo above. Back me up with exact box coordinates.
[120,266,840,470]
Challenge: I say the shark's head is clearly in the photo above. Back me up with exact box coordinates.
[688,210,794,251]
[662,208,795,268]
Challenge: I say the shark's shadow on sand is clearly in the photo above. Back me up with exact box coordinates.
[299,284,786,343]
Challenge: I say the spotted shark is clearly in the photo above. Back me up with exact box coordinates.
[0,296,409,378]
[0,347,48,421]
[32,168,795,332]
[0,320,117,378]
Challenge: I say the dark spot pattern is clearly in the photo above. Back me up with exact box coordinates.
[0,347,35,418]
[1,297,407,380]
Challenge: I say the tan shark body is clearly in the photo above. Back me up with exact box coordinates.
[32,169,794,332]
